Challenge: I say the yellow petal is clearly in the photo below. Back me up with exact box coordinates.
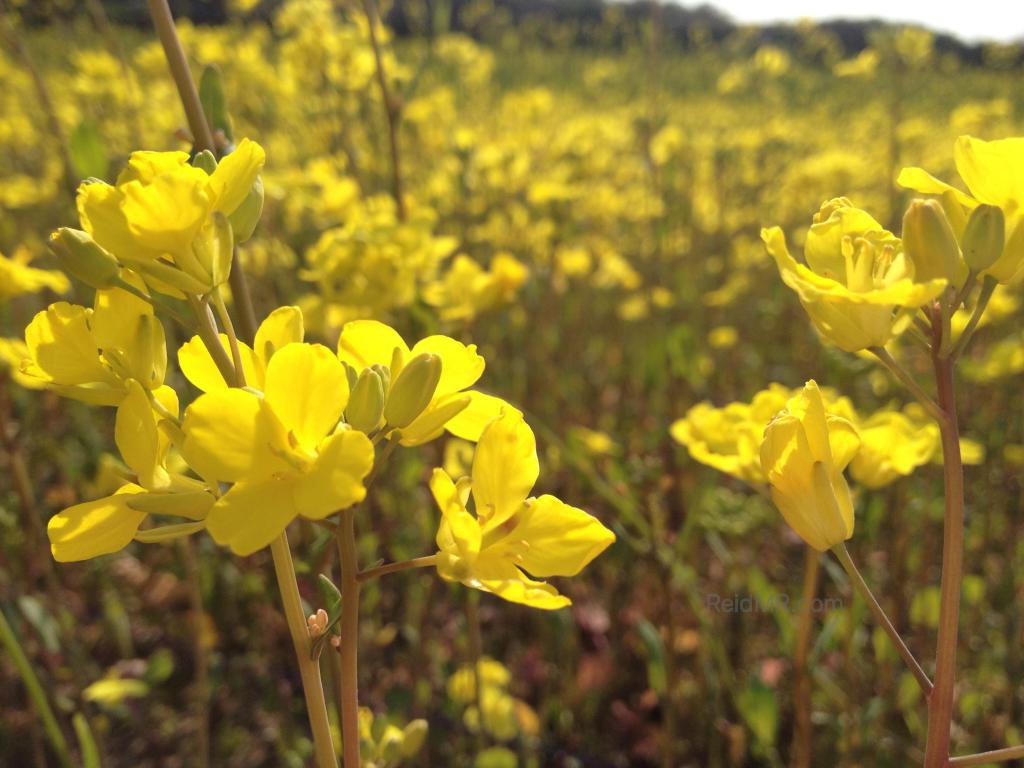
[409,335,485,396]
[177,334,259,392]
[472,411,538,529]
[24,303,112,386]
[253,305,304,369]
[510,495,615,577]
[470,558,571,610]
[208,138,266,215]
[116,150,191,185]
[181,389,287,482]
[896,167,976,209]
[430,468,481,560]
[954,136,1024,209]
[48,485,147,562]
[120,167,211,253]
[338,320,410,371]
[205,479,298,556]
[293,430,374,519]
[264,343,349,450]
[114,381,169,489]
[445,391,518,442]
[76,181,140,261]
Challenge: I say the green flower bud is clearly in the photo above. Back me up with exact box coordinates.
[346,368,386,433]
[383,352,441,429]
[400,720,428,758]
[902,198,967,288]
[228,175,264,243]
[402,392,470,442]
[192,149,218,175]
[49,228,120,289]
[960,204,1004,273]
[370,363,391,395]
[342,361,358,392]
[192,211,234,288]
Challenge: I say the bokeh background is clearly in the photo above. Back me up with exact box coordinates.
[2,1,1024,766]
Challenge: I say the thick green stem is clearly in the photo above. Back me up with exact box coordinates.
[271,535,338,768]
[830,543,932,695]
[0,608,72,768]
[337,509,362,768]
[923,350,965,767]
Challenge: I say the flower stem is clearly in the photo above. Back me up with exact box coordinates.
[336,509,362,768]
[869,347,946,425]
[923,347,966,767]
[186,294,236,385]
[356,555,438,583]
[270,534,338,768]
[949,745,1024,766]
[830,543,932,695]
[212,289,245,386]
[791,548,820,768]
[950,275,997,361]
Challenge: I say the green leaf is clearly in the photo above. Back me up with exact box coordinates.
[72,713,100,768]
[199,65,234,144]
[69,121,107,180]
[317,574,343,622]
[737,676,779,750]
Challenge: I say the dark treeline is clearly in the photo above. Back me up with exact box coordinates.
[15,0,1023,65]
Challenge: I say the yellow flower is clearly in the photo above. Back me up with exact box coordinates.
[760,381,861,551]
[21,279,166,405]
[177,305,303,391]
[763,199,946,352]
[846,409,940,489]
[76,139,265,293]
[181,342,374,555]
[337,319,515,445]
[0,246,70,299]
[48,381,214,561]
[899,136,1024,282]
[430,411,615,609]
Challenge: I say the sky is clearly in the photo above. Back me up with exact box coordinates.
[695,1,1024,43]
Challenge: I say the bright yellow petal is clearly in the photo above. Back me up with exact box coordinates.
[896,167,976,208]
[430,468,481,560]
[253,305,304,369]
[510,495,614,577]
[76,181,140,260]
[120,168,211,253]
[48,485,147,562]
[954,136,1024,209]
[205,479,298,556]
[114,381,169,489]
[409,335,485,396]
[472,411,538,529]
[208,138,266,215]
[445,391,518,442]
[293,430,374,519]
[24,303,112,386]
[116,150,191,185]
[264,343,349,450]
[470,558,571,610]
[181,389,287,482]
[177,334,259,392]
[337,320,409,371]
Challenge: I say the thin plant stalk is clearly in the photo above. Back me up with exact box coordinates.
[180,538,211,768]
[791,548,820,768]
[922,342,966,767]
[357,555,437,583]
[0,608,72,768]
[830,543,932,695]
[336,509,362,768]
[948,745,1024,767]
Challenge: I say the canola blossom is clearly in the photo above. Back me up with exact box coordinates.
[431,411,615,608]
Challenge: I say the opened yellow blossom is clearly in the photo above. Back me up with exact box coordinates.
[760,381,861,551]
[430,411,615,609]
[899,136,1024,282]
[21,279,166,405]
[0,247,69,298]
[763,199,947,352]
[337,319,515,445]
[181,342,374,555]
[76,139,265,293]
[48,381,214,561]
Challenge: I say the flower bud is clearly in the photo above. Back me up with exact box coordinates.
[370,363,391,395]
[902,198,967,287]
[346,367,385,433]
[49,228,120,289]
[400,393,471,445]
[192,211,233,288]
[960,204,1004,273]
[192,149,218,175]
[383,353,441,429]
[228,176,264,243]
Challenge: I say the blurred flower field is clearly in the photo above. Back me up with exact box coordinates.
[2,1,1024,766]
